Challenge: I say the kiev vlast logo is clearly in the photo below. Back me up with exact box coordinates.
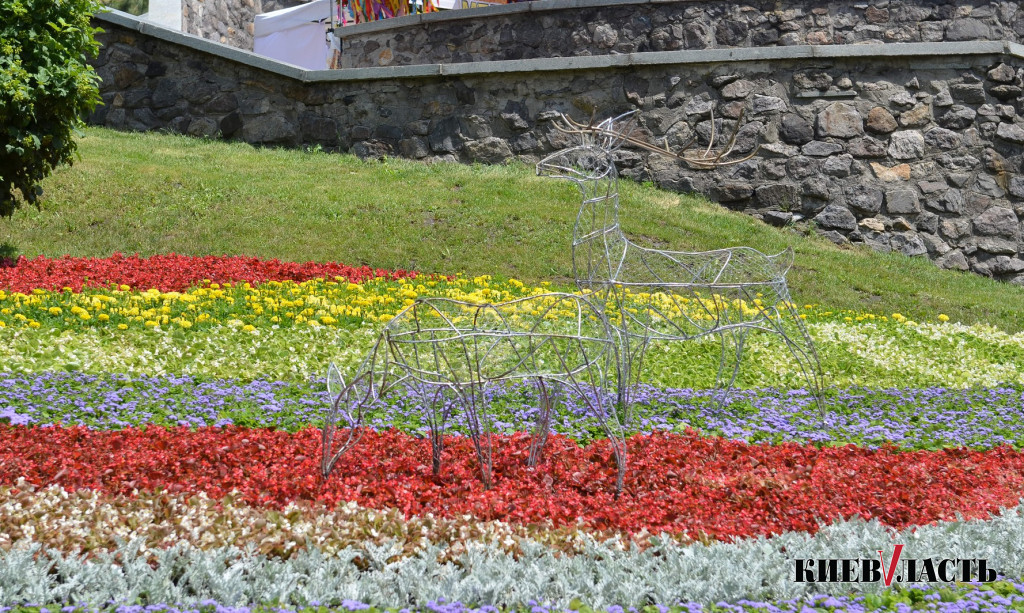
[794,546,997,586]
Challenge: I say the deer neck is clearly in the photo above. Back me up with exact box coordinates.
[572,171,626,291]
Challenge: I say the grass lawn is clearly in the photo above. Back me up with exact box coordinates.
[3,127,1022,331]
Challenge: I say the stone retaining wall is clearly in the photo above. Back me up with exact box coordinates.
[339,0,1024,68]
[181,0,313,50]
[182,0,259,49]
[90,11,1024,282]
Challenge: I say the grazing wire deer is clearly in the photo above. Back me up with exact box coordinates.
[536,111,825,422]
[321,292,629,494]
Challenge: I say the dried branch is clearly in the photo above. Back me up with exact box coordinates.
[553,110,759,168]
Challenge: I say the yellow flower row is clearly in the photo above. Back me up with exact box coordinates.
[0,274,950,332]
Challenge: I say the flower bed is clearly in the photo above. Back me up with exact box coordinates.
[5,425,1024,538]
[3,254,1024,611]
[0,254,422,293]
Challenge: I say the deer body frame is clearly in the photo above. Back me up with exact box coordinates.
[536,111,825,420]
[321,292,629,493]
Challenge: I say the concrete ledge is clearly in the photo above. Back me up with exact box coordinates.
[96,10,1022,85]
[306,63,443,80]
[97,9,307,79]
[810,41,1008,58]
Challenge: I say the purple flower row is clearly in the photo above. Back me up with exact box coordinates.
[2,372,1023,449]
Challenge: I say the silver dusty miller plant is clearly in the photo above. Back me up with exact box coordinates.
[321,109,825,495]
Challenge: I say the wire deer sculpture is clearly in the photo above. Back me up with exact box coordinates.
[535,111,825,422]
[320,109,825,498]
[320,293,628,493]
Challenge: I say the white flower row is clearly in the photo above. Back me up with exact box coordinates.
[1,316,1023,388]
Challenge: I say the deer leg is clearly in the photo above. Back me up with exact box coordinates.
[570,361,628,498]
[713,328,747,411]
[461,383,494,490]
[425,385,450,477]
[767,300,827,422]
[528,378,556,468]
[321,365,372,481]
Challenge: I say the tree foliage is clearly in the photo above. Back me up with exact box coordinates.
[0,0,102,216]
[100,0,146,16]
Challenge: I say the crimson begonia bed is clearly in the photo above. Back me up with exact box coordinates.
[3,424,1022,541]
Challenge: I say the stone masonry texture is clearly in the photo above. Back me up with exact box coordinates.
[339,0,1024,68]
[91,1,1024,282]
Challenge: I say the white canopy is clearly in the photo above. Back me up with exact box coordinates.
[254,0,333,70]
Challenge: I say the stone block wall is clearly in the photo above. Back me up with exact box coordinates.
[339,0,1024,68]
[182,0,259,49]
[632,60,1024,278]
[90,11,1024,283]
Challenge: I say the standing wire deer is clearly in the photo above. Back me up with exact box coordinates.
[321,292,630,494]
[535,111,825,423]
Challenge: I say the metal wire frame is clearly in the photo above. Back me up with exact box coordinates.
[536,111,825,421]
[321,292,630,494]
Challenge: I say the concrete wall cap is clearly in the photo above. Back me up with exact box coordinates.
[94,10,1022,85]
[96,9,306,79]
[811,41,1007,58]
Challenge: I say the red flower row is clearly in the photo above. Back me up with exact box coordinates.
[3,425,1022,541]
[0,253,423,292]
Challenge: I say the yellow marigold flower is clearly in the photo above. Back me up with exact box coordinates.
[177,319,193,329]
[14,313,26,321]
[320,316,337,325]
[98,314,110,322]
[119,284,130,291]
[242,324,256,332]
[0,321,5,328]
[78,312,91,321]
[117,323,128,330]
[210,283,220,289]
[145,320,158,327]
[938,314,950,322]
[1,309,9,315]
[48,307,62,316]
[32,289,46,295]
[28,321,40,328]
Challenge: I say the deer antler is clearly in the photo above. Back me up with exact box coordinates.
[554,110,759,169]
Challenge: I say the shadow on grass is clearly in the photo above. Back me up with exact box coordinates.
[0,241,19,267]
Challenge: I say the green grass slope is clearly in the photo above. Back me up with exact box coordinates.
[3,127,1022,331]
